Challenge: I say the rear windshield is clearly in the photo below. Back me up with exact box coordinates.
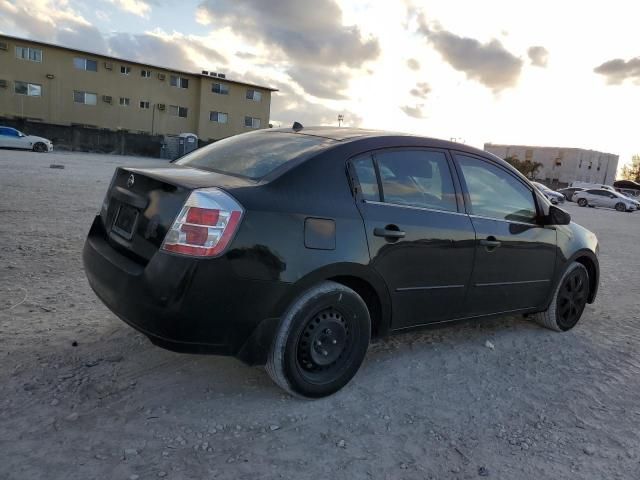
[175,131,334,179]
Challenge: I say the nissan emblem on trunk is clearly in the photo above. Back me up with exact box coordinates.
[127,174,135,188]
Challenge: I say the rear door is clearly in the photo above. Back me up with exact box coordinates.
[350,148,476,329]
[452,153,557,317]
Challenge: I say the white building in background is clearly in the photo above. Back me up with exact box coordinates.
[484,143,619,187]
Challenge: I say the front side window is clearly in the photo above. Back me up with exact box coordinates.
[375,150,458,212]
[15,81,42,97]
[244,116,261,128]
[16,46,42,62]
[456,155,537,223]
[210,111,228,123]
[74,90,97,105]
[246,89,262,101]
[0,127,19,137]
[352,156,380,201]
[74,57,97,72]
[212,83,229,95]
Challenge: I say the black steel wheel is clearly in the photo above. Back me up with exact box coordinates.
[577,198,588,207]
[555,266,589,330]
[615,202,625,212]
[266,281,371,398]
[532,262,590,332]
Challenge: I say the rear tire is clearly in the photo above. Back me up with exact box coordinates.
[532,262,589,332]
[615,202,625,212]
[266,281,371,398]
[577,198,588,207]
[33,142,47,153]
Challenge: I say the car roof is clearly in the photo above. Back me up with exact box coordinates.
[265,126,502,162]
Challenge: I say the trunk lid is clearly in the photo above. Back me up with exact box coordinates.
[101,165,253,263]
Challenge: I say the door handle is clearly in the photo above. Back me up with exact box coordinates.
[479,236,501,249]
[374,226,406,239]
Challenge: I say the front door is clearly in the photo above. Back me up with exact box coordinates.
[351,148,476,329]
[453,153,557,317]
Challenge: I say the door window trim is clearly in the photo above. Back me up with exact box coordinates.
[451,151,543,225]
[348,147,463,214]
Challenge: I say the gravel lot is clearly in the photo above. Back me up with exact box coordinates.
[1,149,640,480]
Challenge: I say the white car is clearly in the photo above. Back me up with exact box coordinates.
[0,126,53,152]
[574,189,636,212]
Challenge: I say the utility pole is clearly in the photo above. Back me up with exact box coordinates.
[337,114,344,127]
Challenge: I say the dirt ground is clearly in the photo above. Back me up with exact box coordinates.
[1,149,640,480]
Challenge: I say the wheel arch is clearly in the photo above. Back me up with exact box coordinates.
[274,263,392,339]
[570,251,599,303]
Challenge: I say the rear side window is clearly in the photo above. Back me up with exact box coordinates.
[175,131,333,179]
[456,155,537,223]
[352,156,380,201]
[375,150,458,212]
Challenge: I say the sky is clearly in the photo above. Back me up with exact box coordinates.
[1,0,639,170]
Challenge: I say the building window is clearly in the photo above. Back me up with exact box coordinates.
[212,83,229,95]
[15,46,42,62]
[246,89,262,101]
[139,101,150,109]
[15,81,42,97]
[141,69,151,78]
[169,105,188,118]
[210,111,228,123]
[244,116,261,128]
[119,97,130,106]
[74,57,98,72]
[120,65,131,75]
[170,75,189,89]
[74,91,97,105]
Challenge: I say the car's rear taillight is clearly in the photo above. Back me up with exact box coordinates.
[161,188,244,257]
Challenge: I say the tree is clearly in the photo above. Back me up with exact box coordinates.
[503,155,544,179]
[620,155,640,182]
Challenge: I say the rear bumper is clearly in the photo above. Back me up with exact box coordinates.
[83,215,289,363]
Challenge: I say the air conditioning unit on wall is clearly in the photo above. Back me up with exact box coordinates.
[0,42,8,51]
[0,79,7,88]
[157,103,166,110]
[104,62,113,70]
[102,95,112,104]
[158,73,166,81]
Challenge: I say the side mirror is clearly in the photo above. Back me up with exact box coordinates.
[544,205,571,225]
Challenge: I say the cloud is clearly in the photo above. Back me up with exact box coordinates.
[109,0,151,18]
[410,82,430,99]
[594,57,640,85]
[196,0,380,68]
[416,15,522,92]
[400,104,426,119]
[527,46,548,67]
[407,58,420,70]
[108,31,225,71]
[287,65,349,100]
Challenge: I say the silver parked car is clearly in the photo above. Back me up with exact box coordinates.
[574,189,636,212]
[532,182,565,205]
[0,126,53,152]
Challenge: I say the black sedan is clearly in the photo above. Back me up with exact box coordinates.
[83,126,600,398]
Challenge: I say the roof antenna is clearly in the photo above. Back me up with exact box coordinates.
[292,121,303,132]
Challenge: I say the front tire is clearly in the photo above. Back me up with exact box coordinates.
[615,202,625,212]
[266,281,371,398]
[533,262,589,332]
[33,142,47,153]
[577,198,588,207]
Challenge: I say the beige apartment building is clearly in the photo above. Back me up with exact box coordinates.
[0,34,275,142]
[484,143,619,187]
